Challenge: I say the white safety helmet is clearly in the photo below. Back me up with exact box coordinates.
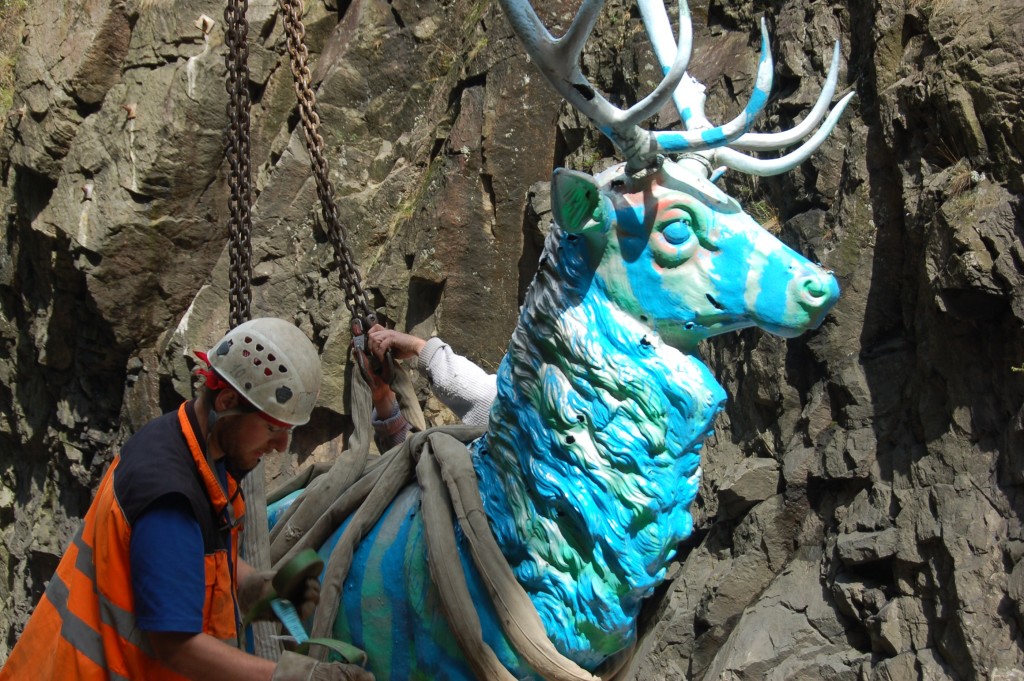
[206,318,322,426]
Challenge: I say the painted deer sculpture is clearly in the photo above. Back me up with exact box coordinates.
[282,1,851,678]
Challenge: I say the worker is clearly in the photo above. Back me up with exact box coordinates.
[354,325,497,451]
[0,318,373,681]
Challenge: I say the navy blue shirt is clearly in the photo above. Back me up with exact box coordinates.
[131,458,237,633]
[130,494,206,632]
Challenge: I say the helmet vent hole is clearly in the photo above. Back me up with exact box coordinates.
[242,350,251,357]
[253,358,262,366]
[256,344,264,352]
[264,368,273,376]
[244,336,253,344]
[267,353,276,361]
[279,365,288,373]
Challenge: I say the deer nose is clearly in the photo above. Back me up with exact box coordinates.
[797,270,839,312]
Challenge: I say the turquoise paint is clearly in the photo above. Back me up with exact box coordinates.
[266,490,300,528]
[746,84,769,115]
[755,249,799,329]
[271,156,840,680]
[700,126,727,145]
[315,484,539,679]
[701,222,757,320]
[473,212,730,664]
[468,158,837,668]
[652,129,693,150]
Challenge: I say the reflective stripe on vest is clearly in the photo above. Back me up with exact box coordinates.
[43,567,133,681]
[0,402,247,680]
[67,526,154,653]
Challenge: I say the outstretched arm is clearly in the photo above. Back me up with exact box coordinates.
[149,633,373,680]
[365,325,497,427]
[366,326,426,360]
[149,632,275,681]
[417,338,497,427]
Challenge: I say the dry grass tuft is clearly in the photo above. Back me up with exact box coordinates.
[0,0,27,117]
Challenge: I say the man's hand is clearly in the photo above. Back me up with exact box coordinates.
[237,570,275,621]
[237,570,320,622]
[272,651,374,681]
[366,326,426,361]
[352,328,397,416]
[292,576,320,621]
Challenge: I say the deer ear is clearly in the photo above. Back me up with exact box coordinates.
[552,168,607,234]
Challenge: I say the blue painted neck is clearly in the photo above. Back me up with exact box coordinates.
[471,227,726,668]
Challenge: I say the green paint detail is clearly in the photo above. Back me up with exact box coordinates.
[358,504,409,680]
[554,170,601,233]
[404,511,466,667]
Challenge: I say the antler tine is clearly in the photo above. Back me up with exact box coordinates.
[641,14,776,153]
[711,91,855,176]
[499,0,692,171]
[730,42,842,151]
[499,0,601,69]
[623,0,693,128]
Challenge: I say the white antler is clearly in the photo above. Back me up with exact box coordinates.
[498,0,693,172]
[501,0,852,176]
[639,2,854,176]
[640,3,776,151]
[729,42,842,151]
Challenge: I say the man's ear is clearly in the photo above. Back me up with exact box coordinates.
[214,387,240,412]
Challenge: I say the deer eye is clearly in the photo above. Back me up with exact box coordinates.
[662,215,694,245]
[651,210,700,268]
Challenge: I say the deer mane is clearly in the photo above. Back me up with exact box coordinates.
[471,225,726,665]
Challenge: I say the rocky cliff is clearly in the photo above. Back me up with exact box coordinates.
[1,0,1022,678]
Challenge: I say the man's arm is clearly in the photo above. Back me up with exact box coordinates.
[354,328,414,450]
[132,505,270,680]
[149,632,275,681]
[150,634,374,681]
[366,326,426,360]
[366,326,497,427]
[416,337,497,427]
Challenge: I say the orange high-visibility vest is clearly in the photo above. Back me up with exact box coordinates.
[0,402,246,681]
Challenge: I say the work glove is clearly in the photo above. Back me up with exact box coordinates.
[271,651,375,681]
[238,570,321,622]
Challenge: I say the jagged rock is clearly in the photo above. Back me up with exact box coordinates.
[716,458,780,520]
[865,595,930,656]
[2,0,1024,677]
[837,528,898,566]
[868,648,956,681]
[700,549,869,680]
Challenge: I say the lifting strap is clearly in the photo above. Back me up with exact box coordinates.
[221,0,381,661]
[267,363,635,680]
[223,0,282,659]
[221,3,640,677]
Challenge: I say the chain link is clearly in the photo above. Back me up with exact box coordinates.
[278,0,372,321]
[224,0,254,329]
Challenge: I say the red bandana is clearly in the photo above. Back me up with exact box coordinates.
[193,351,293,429]
[193,350,231,391]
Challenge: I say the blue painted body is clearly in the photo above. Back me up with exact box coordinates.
[271,154,841,679]
[321,486,535,680]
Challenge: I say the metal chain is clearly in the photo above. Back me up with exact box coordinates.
[224,0,254,328]
[278,0,372,322]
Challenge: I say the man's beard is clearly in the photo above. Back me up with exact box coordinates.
[224,455,254,482]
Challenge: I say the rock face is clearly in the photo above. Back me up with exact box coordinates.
[1,0,1022,677]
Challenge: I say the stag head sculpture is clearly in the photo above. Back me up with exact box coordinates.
[297,1,850,679]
